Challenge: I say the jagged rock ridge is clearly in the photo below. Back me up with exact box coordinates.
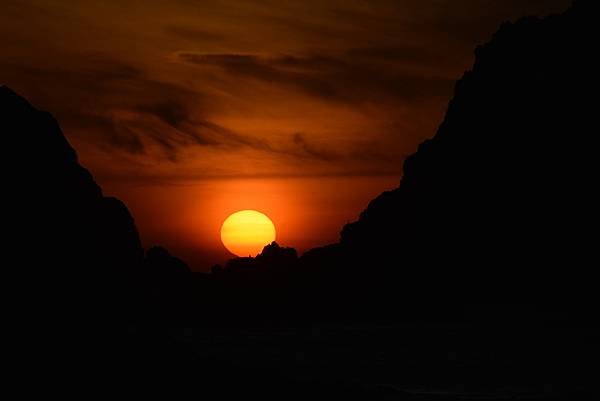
[336,1,596,293]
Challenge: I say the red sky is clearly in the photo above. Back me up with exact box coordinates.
[1,0,571,270]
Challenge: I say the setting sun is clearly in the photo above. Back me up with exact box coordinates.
[220,210,276,257]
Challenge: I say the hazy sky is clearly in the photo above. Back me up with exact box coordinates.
[1,0,571,269]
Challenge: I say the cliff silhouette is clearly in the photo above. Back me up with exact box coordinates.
[1,85,213,398]
[339,1,596,298]
[336,1,597,308]
[2,85,144,318]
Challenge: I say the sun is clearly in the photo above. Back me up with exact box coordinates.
[220,210,276,257]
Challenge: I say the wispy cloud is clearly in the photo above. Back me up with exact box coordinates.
[175,51,453,104]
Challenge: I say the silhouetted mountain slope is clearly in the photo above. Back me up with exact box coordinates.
[2,85,143,395]
[219,241,298,274]
[336,0,596,296]
[146,245,191,276]
[3,85,341,401]
[2,85,144,314]
[2,86,199,398]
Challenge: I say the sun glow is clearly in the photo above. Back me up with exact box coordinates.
[220,210,276,257]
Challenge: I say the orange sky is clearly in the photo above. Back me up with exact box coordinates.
[1,0,571,270]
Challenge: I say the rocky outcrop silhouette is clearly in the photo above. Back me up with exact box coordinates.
[1,86,215,399]
[219,242,298,274]
[335,0,596,298]
[256,241,298,266]
[2,85,187,398]
[145,246,191,276]
[2,85,144,314]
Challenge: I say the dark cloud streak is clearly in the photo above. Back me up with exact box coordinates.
[292,133,337,161]
[176,52,454,103]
